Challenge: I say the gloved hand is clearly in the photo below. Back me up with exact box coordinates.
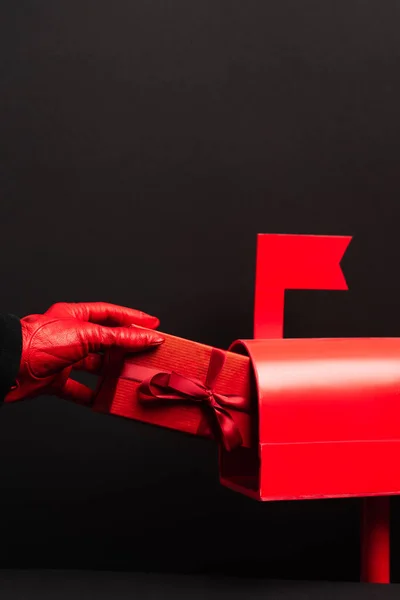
[5,302,164,404]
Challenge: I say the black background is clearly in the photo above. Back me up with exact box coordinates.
[1,0,400,584]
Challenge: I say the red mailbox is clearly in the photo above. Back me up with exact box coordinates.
[220,337,400,501]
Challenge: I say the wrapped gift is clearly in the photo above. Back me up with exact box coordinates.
[93,331,256,450]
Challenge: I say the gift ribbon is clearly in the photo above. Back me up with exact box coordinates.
[127,348,246,451]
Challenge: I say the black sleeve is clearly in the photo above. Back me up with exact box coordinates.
[0,314,22,403]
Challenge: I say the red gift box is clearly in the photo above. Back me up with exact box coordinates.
[93,331,256,450]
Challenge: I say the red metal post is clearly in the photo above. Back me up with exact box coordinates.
[361,498,390,583]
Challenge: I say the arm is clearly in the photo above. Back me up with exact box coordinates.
[0,314,23,402]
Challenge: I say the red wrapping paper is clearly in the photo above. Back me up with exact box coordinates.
[93,332,255,449]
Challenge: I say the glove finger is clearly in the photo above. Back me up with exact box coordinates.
[73,353,104,375]
[81,323,164,354]
[46,302,160,329]
[58,378,94,404]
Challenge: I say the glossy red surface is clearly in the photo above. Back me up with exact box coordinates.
[232,337,400,500]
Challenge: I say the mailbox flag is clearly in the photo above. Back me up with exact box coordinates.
[254,233,352,339]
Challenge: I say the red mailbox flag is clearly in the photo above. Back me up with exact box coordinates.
[254,234,351,339]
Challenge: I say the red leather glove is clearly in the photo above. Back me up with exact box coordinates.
[5,302,164,404]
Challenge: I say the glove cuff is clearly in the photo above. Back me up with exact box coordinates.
[0,314,23,403]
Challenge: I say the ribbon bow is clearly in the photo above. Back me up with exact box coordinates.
[137,348,246,451]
